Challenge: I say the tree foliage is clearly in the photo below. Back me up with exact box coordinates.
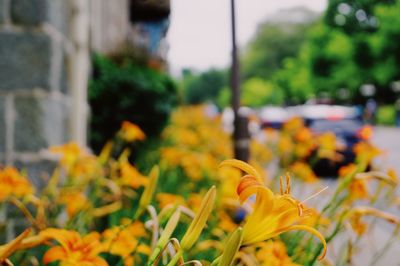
[182,69,227,104]
[241,22,312,80]
[217,78,284,108]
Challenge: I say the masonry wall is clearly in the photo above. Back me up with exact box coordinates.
[0,0,89,239]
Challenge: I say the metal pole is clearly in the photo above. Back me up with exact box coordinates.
[230,0,249,162]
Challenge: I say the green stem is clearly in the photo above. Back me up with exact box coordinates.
[167,249,183,266]
[210,256,221,266]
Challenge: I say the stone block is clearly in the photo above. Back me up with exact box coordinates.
[0,0,8,24]
[14,95,70,153]
[0,31,52,91]
[46,0,70,35]
[10,0,46,25]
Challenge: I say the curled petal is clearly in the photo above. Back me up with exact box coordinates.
[237,175,263,203]
[284,225,327,260]
[219,159,262,182]
[43,246,67,265]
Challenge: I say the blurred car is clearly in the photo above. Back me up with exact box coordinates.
[289,104,362,122]
[300,106,371,176]
[286,104,370,176]
[259,106,290,129]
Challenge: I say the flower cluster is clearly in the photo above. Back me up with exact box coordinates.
[0,105,398,266]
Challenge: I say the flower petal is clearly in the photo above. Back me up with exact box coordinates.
[236,175,264,203]
[219,159,263,182]
[43,246,67,264]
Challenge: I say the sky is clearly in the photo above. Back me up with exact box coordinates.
[167,0,328,76]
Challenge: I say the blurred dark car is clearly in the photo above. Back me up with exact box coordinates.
[307,117,372,177]
[292,104,370,176]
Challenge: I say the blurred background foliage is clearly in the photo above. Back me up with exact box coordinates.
[179,0,400,108]
[89,54,178,152]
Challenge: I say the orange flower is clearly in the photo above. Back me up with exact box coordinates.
[289,161,319,183]
[41,229,107,266]
[218,211,238,232]
[283,117,304,133]
[256,240,300,266]
[119,121,146,142]
[0,167,34,201]
[353,142,381,165]
[295,127,313,142]
[349,213,367,236]
[338,164,358,177]
[58,191,89,218]
[156,193,185,209]
[387,168,399,184]
[118,161,148,189]
[348,207,400,236]
[348,179,369,200]
[220,160,327,260]
[102,221,147,261]
[50,142,86,168]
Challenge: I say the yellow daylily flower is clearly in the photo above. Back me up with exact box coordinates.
[119,121,146,142]
[58,191,89,218]
[102,221,147,264]
[49,142,86,168]
[40,228,107,266]
[256,240,300,266]
[118,161,148,189]
[239,176,327,259]
[289,161,319,183]
[220,160,327,260]
[0,167,34,201]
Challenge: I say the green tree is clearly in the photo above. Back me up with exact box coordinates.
[182,68,227,104]
[324,0,394,34]
[217,78,284,108]
[241,22,312,80]
[368,1,400,86]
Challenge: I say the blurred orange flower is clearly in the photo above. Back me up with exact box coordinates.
[0,167,34,201]
[41,229,107,266]
[118,161,148,189]
[58,191,89,218]
[119,121,146,142]
[353,142,381,165]
[156,193,185,209]
[290,161,318,183]
[102,220,148,264]
[50,142,86,168]
[256,240,300,266]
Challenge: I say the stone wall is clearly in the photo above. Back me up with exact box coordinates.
[0,0,89,242]
[0,0,90,239]
[0,0,89,165]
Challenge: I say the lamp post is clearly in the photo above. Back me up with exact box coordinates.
[230,0,250,162]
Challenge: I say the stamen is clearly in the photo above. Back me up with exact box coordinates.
[280,176,284,195]
[297,203,304,216]
[300,186,329,205]
[286,173,291,194]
